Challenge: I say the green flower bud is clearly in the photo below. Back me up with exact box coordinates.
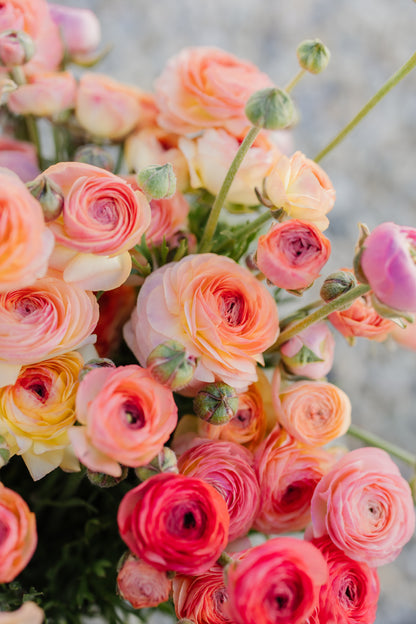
[87,465,128,488]
[135,447,178,482]
[136,163,176,199]
[0,30,35,67]
[26,175,64,222]
[320,270,358,304]
[0,434,12,467]
[147,340,197,391]
[193,382,238,425]
[297,39,330,74]
[74,144,114,171]
[78,358,115,382]
[245,87,295,130]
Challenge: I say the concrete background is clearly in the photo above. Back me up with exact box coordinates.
[59,1,416,622]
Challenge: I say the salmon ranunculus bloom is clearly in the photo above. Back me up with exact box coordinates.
[154,46,273,136]
[264,151,336,231]
[0,483,37,583]
[116,553,172,609]
[0,352,83,480]
[69,365,178,477]
[274,380,351,447]
[118,472,229,575]
[328,292,395,342]
[7,71,77,117]
[0,168,54,293]
[256,219,331,290]
[310,447,416,567]
[124,253,279,392]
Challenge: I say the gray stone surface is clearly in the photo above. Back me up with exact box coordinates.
[61,1,416,622]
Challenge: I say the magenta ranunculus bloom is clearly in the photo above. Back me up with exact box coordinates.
[360,222,416,313]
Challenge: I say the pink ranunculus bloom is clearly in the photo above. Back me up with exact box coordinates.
[264,151,336,231]
[117,472,229,575]
[7,71,77,117]
[310,447,415,566]
[0,275,99,368]
[306,535,380,624]
[154,46,273,136]
[124,253,279,393]
[0,137,40,182]
[48,3,101,60]
[0,0,64,75]
[69,364,178,477]
[253,427,338,534]
[256,219,331,290]
[360,222,416,313]
[0,601,44,624]
[117,553,172,609]
[76,73,144,140]
[0,168,54,293]
[225,537,328,624]
[0,482,37,583]
[178,439,260,541]
[179,128,283,206]
[279,321,335,379]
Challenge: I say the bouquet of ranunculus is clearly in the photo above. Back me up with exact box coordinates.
[0,2,415,623]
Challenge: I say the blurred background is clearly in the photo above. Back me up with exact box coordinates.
[59,1,416,622]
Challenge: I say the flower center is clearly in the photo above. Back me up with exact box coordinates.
[123,401,145,429]
[89,199,118,225]
[219,292,244,326]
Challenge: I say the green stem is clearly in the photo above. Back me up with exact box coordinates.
[270,283,370,350]
[348,424,416,467]
[198,126,261,253]
[314,50,416,163]
[284,68,306,93]
[213,210,273,254]
[279,298,323,328]
[10,67,43,168]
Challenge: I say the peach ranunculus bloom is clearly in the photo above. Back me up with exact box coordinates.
[0,137,40,182]
[0,483,37,583]
[274,380,351,447]
[0,352,84,480]
[179,128,283,206]
[154,46,273,137]
[124,253,280,392]
[310,447,416,567]
[0,0,64,75]
[0,168,54,293]
[117,553,172,610]
[264,151,336,231]
[69,365,178,477]
[390,320,416,350]
[0,601,44,624]
[328,291,395,342]
[7,71,77,117]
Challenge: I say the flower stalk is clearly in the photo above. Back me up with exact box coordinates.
[348,424,416,468]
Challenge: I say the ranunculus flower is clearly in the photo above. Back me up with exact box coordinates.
[117,472,229,575]
[155,46,273,136]
[256,219,331,290]
[0,137,40,182]
[225,537,328,624]
[0,601,44,624]
[279,321,335,379]
[254,427,337,533]
[310,447,415,566]
[0,276,98,372]
[179,128,282,205]
[306,536,380,624]
[7,71,76,116]
[328,291,395,342]
[360,222,416,313]
[0,352,83,480]
[48,3,101,60]
[124,253,279,392]
[264,151,336,231]
[94,284,137,358]
[0,483,37,582]
[0,0,64,75]
[274,380,351,447]
[390,320,416,350]
[69,365,178,477]
[0,168,54,293]
[76,73,143,140]
[116,553,172,609]
[178,439,260,541]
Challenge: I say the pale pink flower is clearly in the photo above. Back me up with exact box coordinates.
[279,321,335,379]
[0,137,40,182]
[0,602,44,624]
[7,71,76,116]
[48,3,101,60]
[117,553,172,609]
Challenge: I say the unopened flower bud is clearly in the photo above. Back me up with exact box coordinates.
[87,465,128,488]
[26,175,64,222]
[0,30,35,67]
[245,87,295,130]
[117,552,172,609]
[74,144,114,171]
[136,163,176,199]
[0,77,17,105]
[320,270,358,303]
[297,39,330,74]
[135,447,178,482]
[194,382,239,425]
[147,340,197,391]
[79,358,115,382]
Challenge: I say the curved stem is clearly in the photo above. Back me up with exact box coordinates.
[213,210,273,255]
[348,424,416,467]
[198,126,261,253]
[314,50,416,163]
[284,68,306,93]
